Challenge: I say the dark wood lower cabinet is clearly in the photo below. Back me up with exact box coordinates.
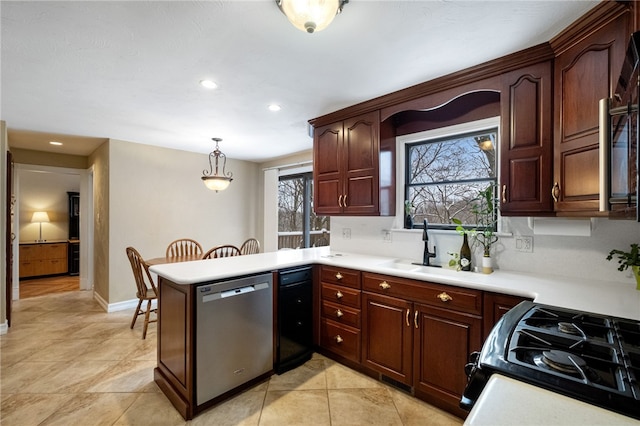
[413,303,482,418]
[483,292,532,339]
[362,292,413,385]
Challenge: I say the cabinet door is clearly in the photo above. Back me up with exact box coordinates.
[342,111,380,215]
[314,122,343,215]
[553,12,629,213]
[362,292,413,385]
[483,292,531,339]
[500,61,553,215]
[413,303,482,417]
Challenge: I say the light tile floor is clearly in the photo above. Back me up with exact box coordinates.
[1,290,463,426]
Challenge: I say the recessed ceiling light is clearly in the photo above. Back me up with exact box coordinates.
[49,141,63,146]
[268,104,281,112]
[200,79,218,89]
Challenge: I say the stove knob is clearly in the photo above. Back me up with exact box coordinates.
[469,351,481,363]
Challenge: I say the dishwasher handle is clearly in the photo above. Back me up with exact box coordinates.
[202,282,269,303]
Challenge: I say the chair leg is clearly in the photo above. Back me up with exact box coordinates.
[131,298,143,329]
[142,299,152,339]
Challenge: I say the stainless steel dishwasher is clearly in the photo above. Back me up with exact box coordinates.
[195,272,273,405]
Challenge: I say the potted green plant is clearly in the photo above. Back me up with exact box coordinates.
[452,185,498,273]
[607,243,640,290]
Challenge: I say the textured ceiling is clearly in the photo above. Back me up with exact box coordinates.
[1,0,599,162]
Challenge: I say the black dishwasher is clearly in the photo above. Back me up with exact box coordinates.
[276,266,313,374]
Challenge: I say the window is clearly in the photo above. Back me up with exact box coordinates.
[405,126,498,229]
[278,173,330,249]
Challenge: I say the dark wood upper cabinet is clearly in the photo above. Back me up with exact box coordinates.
[314,110,394,216]
[500,61,554,215]
[552,5,631,214]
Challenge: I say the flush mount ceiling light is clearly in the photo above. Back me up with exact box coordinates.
[49,141,63,146]
[276,0,348,34]
[268,104,281,112]
[201,138,233,192]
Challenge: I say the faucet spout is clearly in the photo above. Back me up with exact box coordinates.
[422,219,440,267]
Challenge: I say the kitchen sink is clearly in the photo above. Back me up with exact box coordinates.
[376,259,422,272]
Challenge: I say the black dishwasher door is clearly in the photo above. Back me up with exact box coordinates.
[276,266,313,374]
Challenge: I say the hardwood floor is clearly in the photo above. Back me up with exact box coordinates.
[19,275,80,299]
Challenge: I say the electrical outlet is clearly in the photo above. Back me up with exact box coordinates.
[382,230,392,243]
[342,228,351,239]
[515,235,533,253]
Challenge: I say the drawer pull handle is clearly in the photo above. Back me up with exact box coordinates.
[338,195,343,207]
[336,309,344,318]
[502,184,507,203]
[405,309,410,327]
[335,272,343,280]
[552,182,560,203]
[336,291,343,299]
[335,335,343,344]
[437,292,452,302]
[414,310,419,329]
[379,281,391,290]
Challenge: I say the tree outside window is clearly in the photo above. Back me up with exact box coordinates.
[278,173,330,249]
[406,129,498,229]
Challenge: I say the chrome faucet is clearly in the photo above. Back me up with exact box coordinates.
[422,219,440,267]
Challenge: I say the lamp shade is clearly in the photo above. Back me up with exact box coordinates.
[279,0,341,33]
[31,211,50,223]
[202,176,232,192]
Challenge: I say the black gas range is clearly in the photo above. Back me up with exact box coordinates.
[461,301,640,420]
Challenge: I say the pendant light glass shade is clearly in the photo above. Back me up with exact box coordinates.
[201,138,233,192]
[277,0,345,33]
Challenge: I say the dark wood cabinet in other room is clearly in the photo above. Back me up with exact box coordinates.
[500,60,554,215]
[552,4,631,214]
[313,110,394,216]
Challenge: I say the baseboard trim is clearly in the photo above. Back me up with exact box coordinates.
[0,320,8,335]
[93,292,157,313]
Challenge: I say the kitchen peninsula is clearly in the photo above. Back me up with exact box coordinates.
[150,247,640,422]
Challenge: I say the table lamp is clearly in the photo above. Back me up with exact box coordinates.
[31,211,50,242]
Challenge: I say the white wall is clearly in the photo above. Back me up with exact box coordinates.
[329,215,640,285]
[107,139,261,304]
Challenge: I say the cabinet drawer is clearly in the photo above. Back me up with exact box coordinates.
[322,300,360,329]
[42,243,67,260]
[321,283,361,309]
[320,266,361,289]
[19,245,40,261]
[320,318,360,363]
[362,273,482,315]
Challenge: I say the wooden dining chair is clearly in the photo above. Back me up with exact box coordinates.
[240,238,260,255]
[166,238,203,258]
[202,244,241,259]
[126,246,158,339]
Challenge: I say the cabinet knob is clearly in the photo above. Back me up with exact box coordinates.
[502,184,507,203]
[437,292,452,302]
[379,281,391,290]
[552,182,560,203]
[336,290,343,299]
[336,309,344,318]
[335,272,343,280]
[335,335,343,344]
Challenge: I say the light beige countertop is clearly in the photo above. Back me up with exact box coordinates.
[150,246,640,320]
[464,375,640,425]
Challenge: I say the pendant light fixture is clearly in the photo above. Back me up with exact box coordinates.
[201,138,233,192]
[276,0,348,34]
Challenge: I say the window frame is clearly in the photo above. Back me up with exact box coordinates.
[396,117,501,231]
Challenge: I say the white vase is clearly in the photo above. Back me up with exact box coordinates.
[482,255,493,274]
